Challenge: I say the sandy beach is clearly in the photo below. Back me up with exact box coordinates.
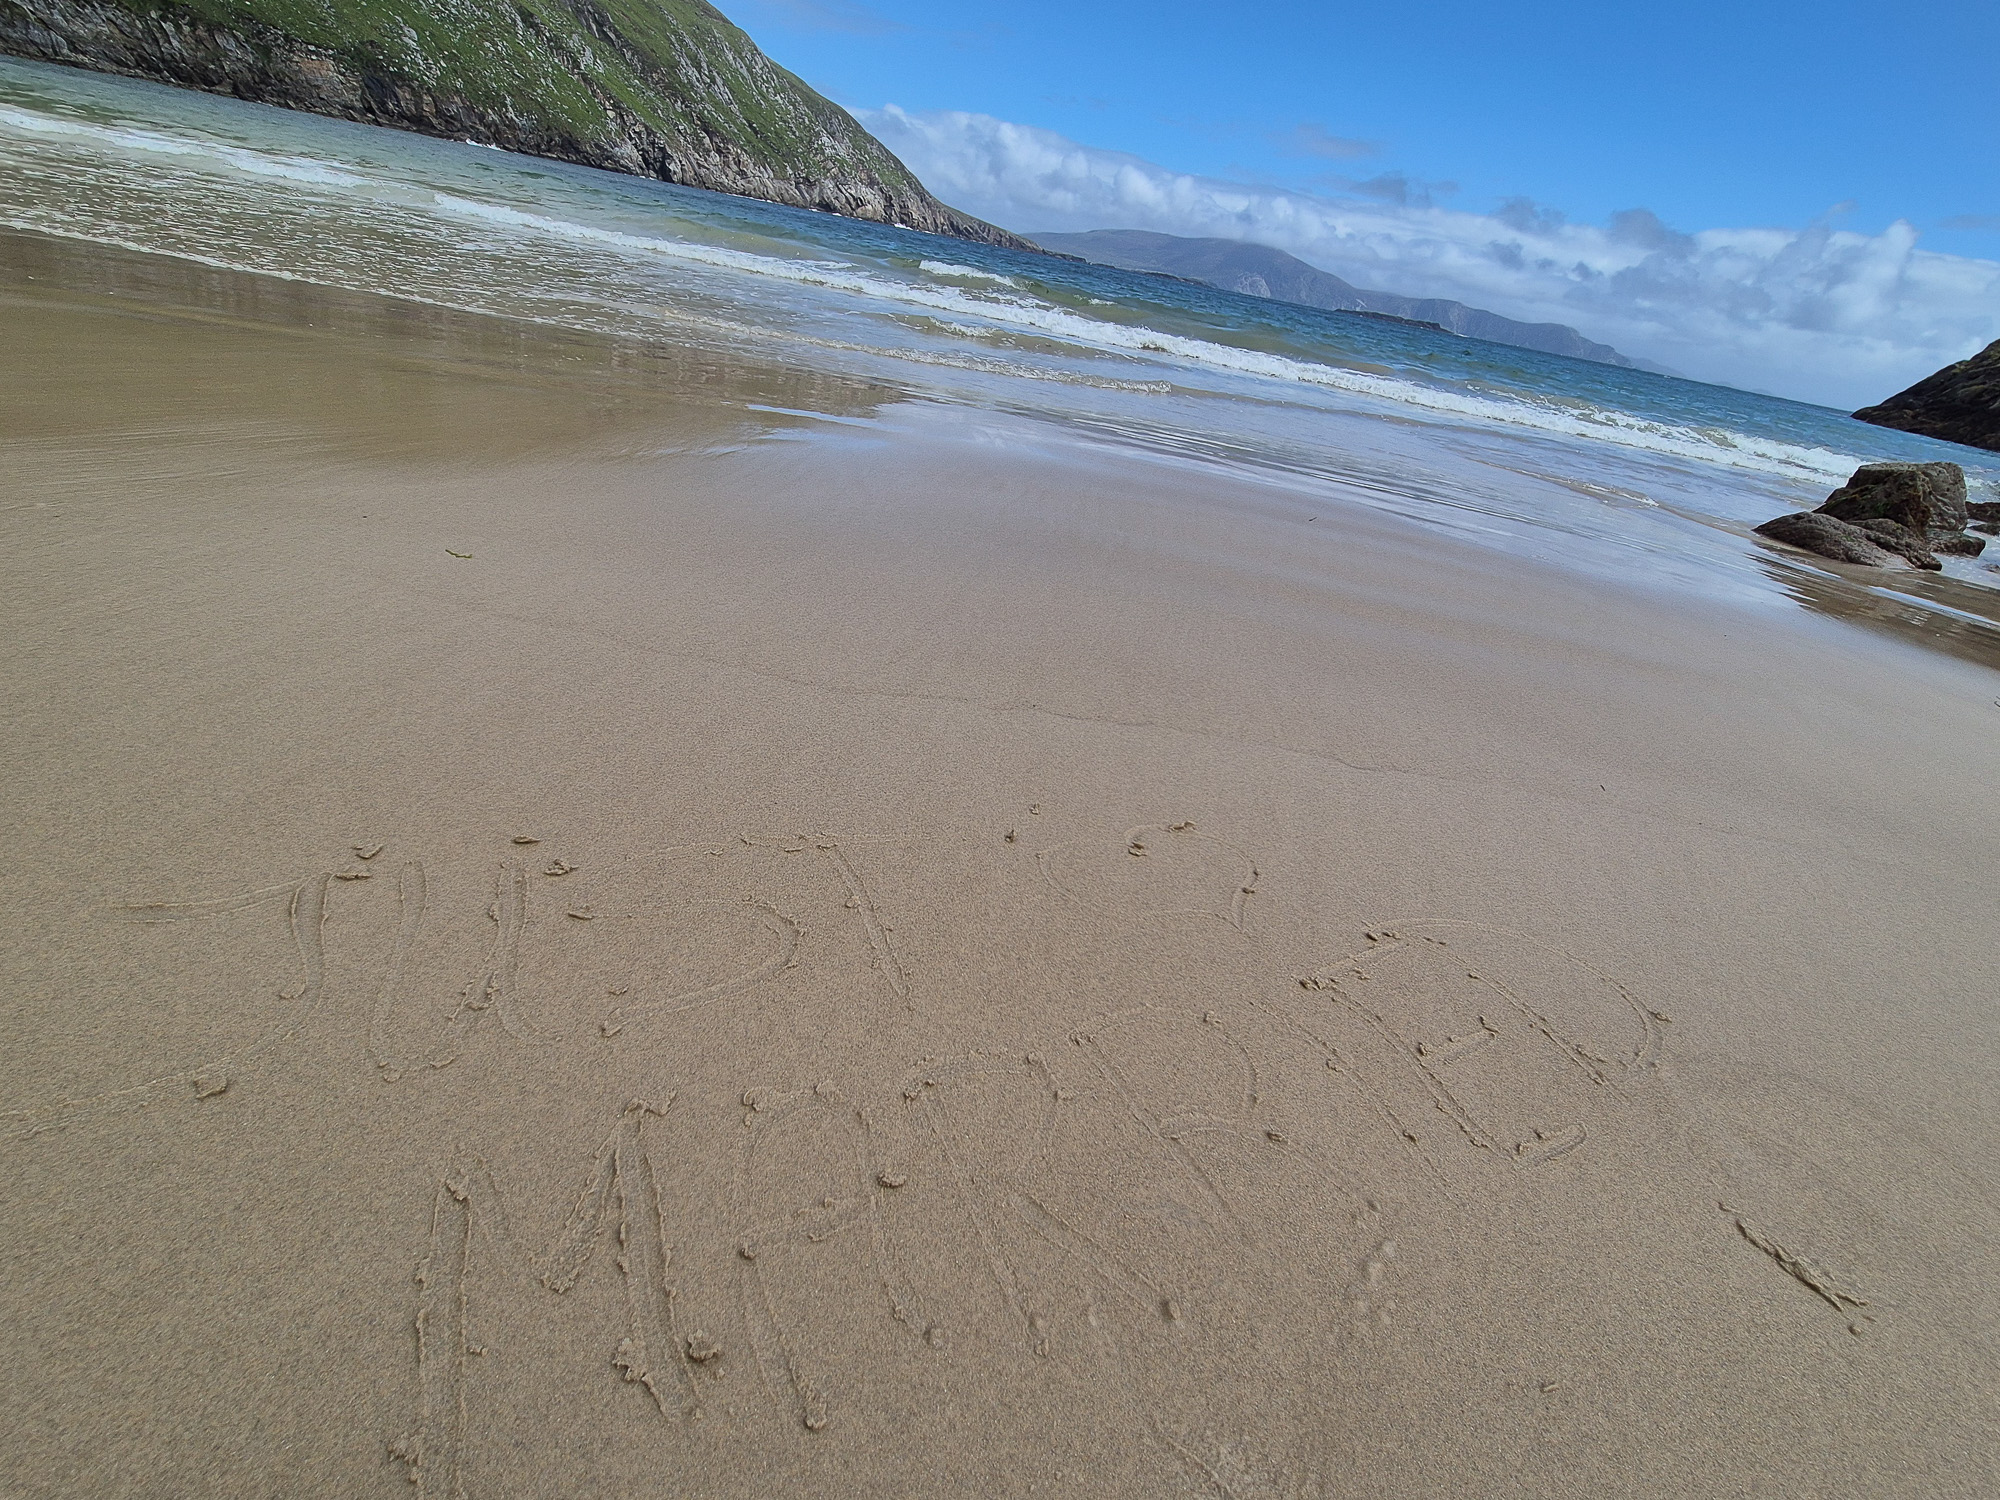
[4,230,1999,1498]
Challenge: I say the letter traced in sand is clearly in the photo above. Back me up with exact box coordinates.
[391,1101,695,1499]
[815,842,912,1002]
[904,1031,1303,1356]
[901,1053,1068,1357]
[1288,922,1666,1177]
[1243,989,1460,1203]
[904,1026,1347,1495]
[599,901,801,1037]
[1036,822,1259,930]
[368,861,429,1082]
[732,1083,932,1431]
[725,832,913,1002]
[541,1100,698,1419]
[460,861,540,1047]
[5,874,330,1138]
[1069,1008,1259,1246]
[389,1157,484,1499]
[372,860,544,1079]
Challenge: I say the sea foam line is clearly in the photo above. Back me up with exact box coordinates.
[424,194,1866,484]
[0,103,368,186]
[0,96,1870,485]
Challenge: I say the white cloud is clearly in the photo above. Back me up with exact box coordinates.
[863,106,2000,408]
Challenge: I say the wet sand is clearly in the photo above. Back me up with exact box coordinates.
[3,232,1999,1499]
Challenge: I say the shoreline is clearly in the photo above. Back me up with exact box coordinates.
[0,13,1025,248]
[4,230,1999,1497]
[6,222,1999,673]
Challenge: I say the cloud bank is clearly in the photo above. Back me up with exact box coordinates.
[863,106,2000,409]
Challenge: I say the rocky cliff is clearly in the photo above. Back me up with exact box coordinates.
[1853,340,2000,454]
[1031,229,1662,372]
[0,0,1028,247]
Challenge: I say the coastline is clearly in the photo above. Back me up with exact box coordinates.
[0,1,1027,247]
[4,231,1999,1497]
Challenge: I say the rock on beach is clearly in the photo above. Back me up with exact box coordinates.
[1817,462,1967,534]
[1754,511,1918,569]
[1755,461,1985,569]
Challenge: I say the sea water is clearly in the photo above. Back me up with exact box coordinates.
[3,53,1995,636]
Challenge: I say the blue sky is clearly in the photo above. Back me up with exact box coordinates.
[739,0,1996,256]
[729,0,2000,403]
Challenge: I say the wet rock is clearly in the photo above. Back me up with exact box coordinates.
[1817,462,1967,535]
[1851,517,1946,568]
[1754,511,1923,568]
[1853,340,2000,454]
[1759,460,1988,567]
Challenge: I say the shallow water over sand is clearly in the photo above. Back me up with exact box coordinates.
[3,53,1999,655]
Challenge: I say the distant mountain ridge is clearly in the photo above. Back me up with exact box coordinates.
[1031,230,1662,372]
[0,0,1025,246]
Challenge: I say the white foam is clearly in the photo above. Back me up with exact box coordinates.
[0,95,1874,487]
[0,103,367,186]
[421,193,1867,484]
[919,259,1017,286]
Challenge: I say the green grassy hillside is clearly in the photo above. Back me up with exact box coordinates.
[1,0,1025,243]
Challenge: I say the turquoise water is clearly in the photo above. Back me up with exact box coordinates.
[3,53,1996,625]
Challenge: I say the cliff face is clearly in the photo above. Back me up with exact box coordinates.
[1031,230,1656,371]
[1853,341,2000,455]
[0,0,1029,247]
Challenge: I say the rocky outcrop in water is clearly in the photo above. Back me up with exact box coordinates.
[1755,461,1986,570]
[1852,340,2000,454]
[0,0,1028,248]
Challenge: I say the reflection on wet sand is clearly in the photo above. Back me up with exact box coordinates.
[0,227,899,470]
[1752,546,2000,673]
